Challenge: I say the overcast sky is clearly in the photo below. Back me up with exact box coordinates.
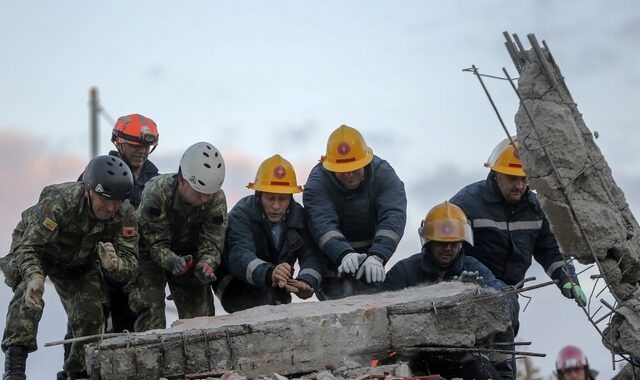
[1,1,639,378]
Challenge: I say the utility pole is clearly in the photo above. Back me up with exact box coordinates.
[89,87,99,158]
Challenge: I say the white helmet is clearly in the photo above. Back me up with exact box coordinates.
[179,141,225,194]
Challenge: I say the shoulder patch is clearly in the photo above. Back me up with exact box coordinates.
[122,226,137,238]
[42,217,58,231]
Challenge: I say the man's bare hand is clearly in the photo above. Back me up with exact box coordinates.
[271,262,293,288]
[286,279,314,299]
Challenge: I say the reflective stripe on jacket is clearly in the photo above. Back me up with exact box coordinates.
[303,155,407,271]
[450,173,576,286]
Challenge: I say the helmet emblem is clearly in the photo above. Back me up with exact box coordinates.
[188,175,197,185]
[140,125,152,135]
[337,142,351,156]
[440,221,453,236]
[273,165,286,179]
[95,184,104,193]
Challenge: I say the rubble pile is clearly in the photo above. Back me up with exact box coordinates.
[85,282,512,380]
[505,33,640,357]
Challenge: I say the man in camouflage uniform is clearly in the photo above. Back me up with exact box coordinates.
[1,155,138,380]
[129,142,227,331]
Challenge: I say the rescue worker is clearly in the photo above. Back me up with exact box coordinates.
[216,155,323,312]
[555,345,597,380]
[1,155,138,380]
[450,136,585,379]
[303,124,407,300]
[129,141,227,331]
[381,201,515,380]
[55,114,161,379]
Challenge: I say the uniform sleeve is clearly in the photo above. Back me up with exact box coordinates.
[533,214,578,287]
[303,166,354,265]
[294,225,324,291]
[138,185,177,272]
[14,187,66,281]
[368,162,407,263]
[224,205,273,287]
[197,190,228,269]
[381,260,410,292]
[107,202,139,284]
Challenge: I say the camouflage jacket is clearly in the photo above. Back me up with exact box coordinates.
[137,174,227,273]
[12,182,139,284]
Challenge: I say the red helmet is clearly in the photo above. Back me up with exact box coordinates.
[111,114,159,148]
[556,345,588,371]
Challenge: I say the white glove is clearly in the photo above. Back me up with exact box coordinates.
[337,252,367,275]
[356,256,386,283]
[98,242,118,272]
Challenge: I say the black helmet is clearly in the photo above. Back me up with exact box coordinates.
[82,155,134,201]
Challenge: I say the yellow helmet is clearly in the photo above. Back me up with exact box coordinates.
[484,136,525,177]
[321,124,374,173]
[418,201,473,246]
[247,154,303,194]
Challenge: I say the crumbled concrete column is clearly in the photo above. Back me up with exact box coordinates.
[513,47,640,301]
[85,282,512,380]
[508,34,640,357]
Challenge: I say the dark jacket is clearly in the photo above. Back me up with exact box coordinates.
[450,173,577,287]
[383,247,508,292]
[303,155,407,273]
[222,195,323,291]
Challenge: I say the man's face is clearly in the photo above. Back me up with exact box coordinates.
[429,241,462,268]
[117,142,150,170]
[334,168,366,190]
[178,178,214,206]
[561,367,587,380]
[85,189,123,220]
[260,192,291,223]
[494,172,528,203]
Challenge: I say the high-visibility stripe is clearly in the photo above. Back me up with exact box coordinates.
[348,239,373,249]
[299,268,322,283]
[246,258,268,285]
[319,230,345,249]
[375,229,401,243]
[472,219,542,231]
[546,260,566,278]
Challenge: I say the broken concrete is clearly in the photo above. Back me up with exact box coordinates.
[505,32,640,358]
[85,282,512,380]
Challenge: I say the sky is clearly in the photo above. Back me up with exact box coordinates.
[1,1,640,378]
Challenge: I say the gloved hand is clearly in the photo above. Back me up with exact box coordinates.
[561,282,587,307]
[337,252,367,275]
[25,273,45,310]
[97,242,118,272]
[170,255,193,277]
[287,279,314,299]
[453,270,484,284]
[356,256,385,283]
[271,263,293,288]
[194,261,217,284]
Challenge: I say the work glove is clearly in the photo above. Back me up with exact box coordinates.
[170,255,193,277]
[288,279,314,299]
[271,263,293,289]
[25,273,45,311]
[97,242,118,272]
[194,261,217,284]
[337,252,367,275]
[561,282,587,307]
[453,270,484,284]
[356,256,385,283]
